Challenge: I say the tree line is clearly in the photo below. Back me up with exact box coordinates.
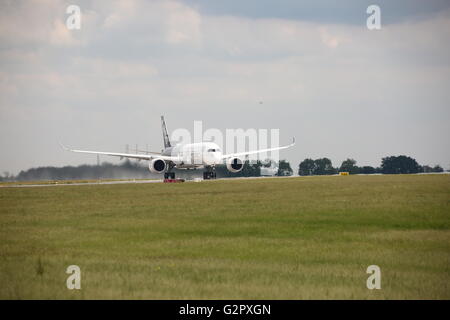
[215,159,293,178]
[1,161,154,182]
[298,155,444,176]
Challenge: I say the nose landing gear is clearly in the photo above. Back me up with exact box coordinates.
[203,166,217,180]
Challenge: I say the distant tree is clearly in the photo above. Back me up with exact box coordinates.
[339,158,359,174]
[432,165,444,173]
[262,159,273,168]
[421,165,433,173]
[313,158,336,175]
[381,155,421,174]
[299,158,336,175]
[241,160,262,177]
[1,171,13,182]
[359,166,376,174]
[298,158,315,176]
[277,160,293,176]
[216,160,262,178]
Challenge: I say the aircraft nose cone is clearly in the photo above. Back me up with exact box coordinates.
[215,153,222,164]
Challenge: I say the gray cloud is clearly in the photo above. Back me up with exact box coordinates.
[183,0,450,25]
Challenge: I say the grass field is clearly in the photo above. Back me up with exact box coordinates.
[0,174,449,299]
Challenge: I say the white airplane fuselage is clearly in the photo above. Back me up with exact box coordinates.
[162,142,223,169]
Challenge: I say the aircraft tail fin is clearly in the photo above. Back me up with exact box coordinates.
[161,116,171,148]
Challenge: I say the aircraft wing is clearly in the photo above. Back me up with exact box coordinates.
[221,138,295,159]
[60,143,179,162]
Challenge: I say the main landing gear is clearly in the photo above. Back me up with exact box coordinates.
[163,170,184,183]
[203,166,217,180]
[164,162,176,179]
[164,172,175,179]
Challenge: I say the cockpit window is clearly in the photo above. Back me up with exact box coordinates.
[207,148,221,152]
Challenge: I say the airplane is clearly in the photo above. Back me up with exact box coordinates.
[61,116,295,180]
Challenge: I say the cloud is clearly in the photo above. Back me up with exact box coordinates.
[164,0,202,45]
[49,19,80,46]
[182,0,450,25]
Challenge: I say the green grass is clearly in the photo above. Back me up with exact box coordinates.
[0,174,449,299]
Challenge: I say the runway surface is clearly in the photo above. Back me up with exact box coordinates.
[0,179,163,188]
[0,175,299,188]
[6,173,441,188]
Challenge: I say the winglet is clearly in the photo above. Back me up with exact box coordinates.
[286,137,295,147]
[59,141,71,151]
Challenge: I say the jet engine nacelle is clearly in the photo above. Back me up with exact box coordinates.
[149,158,166,173]
[226,157,244,173]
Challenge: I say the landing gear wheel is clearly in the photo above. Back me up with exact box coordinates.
[203,167,217,180]
[164,172,175,179]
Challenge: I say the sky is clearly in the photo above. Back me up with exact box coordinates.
[1,0,449,174]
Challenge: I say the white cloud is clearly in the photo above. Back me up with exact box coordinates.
[49,19,80,46]
[164,0,202,45]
